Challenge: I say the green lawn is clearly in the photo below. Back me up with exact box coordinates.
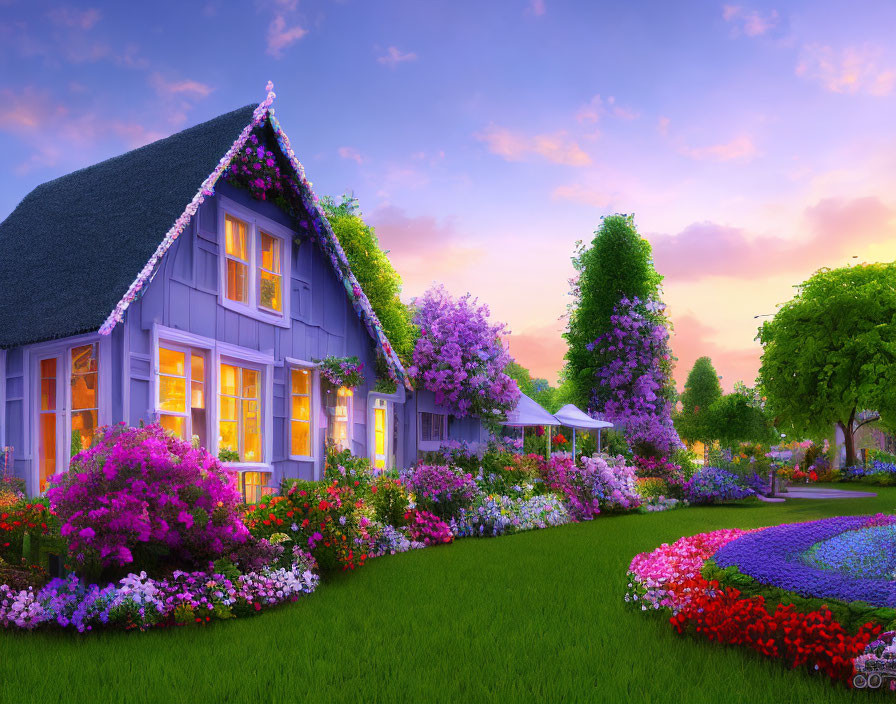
[2,489,894,704]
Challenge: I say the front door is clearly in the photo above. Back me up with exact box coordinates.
[37,354,63,493]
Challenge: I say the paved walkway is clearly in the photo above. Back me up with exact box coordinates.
[773,487,878,499]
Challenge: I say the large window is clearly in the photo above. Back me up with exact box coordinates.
[157,345,208,447]
[219,202,290,324]
[322,382,352,452]
[290,368,312,457]
[70,344,98,453]
[219,362,262,463]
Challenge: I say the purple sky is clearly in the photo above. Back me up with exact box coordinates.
[2,0,895,390]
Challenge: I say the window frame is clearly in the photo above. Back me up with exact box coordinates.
[418,411,447,451]
[287,361,318,463]
[155,342,209,445]
[216,195,292,328]
[152,325,274,473]
[321,381,354,452]
[25,333,113,496]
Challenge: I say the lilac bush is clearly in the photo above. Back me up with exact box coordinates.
[409,285,520,418]
[682,467,755,504]
[539,453,601,520]
[581,454,642,511]
[400,464,478,520]
[47,424,249,575]
[587,297,681,457]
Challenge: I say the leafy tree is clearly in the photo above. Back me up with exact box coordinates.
[757,263,896,467]
[322,195,417,363]
[564,214,663,409]
[708,393,776,448]
[676,357,723,444]
[505,362,558,412]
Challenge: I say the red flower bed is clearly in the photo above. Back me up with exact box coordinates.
[671,586,881,682]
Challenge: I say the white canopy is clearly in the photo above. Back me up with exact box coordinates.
[501,393,560,427]
[553,404,613,430]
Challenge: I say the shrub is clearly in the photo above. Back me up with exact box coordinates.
[405,510,453,546]
[582,454,642,512]
[400,464,477,520]
[538,453,601,520]
[244,481,366,574]
[47,424,249,579]
[0,499,54,564]
[633,455,682,482]
[635,477,669,500]
[682,467,755,504]
[476,451,541,496]
[370,476,410,527]
[324,447,374,494]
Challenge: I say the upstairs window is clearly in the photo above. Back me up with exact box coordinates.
[218,198,291,326]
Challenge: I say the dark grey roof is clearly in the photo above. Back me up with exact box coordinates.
[0,104,257,348]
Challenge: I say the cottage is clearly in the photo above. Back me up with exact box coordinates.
[0,91,482,500]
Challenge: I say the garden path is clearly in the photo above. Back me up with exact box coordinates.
[774,487,877,499]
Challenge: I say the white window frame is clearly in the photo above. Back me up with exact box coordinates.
[155,342,210,445]
[286,358,318,463]
[217,195,292,328]
[152,325,274,473]
[418,411,447,452]
[322,381,354,452]
[25,333,113,495]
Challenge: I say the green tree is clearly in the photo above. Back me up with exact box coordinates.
[322,195,417,363]
[675,357,723,444]
[708,392,775,448]
[563,214,664,409]
[757,263,896,467]
[505,362,558,412]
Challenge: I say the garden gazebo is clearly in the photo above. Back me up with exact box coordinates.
[552,404,613,455]
[501,393,560,455]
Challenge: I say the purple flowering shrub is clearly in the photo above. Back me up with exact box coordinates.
[538,454,601,520]
[682,466,755,504]
[581,454,642,512]
[409,286,520,418]
[400,464,477,520]
[588,297,681,458]
[47,424,249,578]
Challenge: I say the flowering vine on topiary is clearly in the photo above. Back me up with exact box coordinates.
[587,297,681,457]
[409,285,520,418]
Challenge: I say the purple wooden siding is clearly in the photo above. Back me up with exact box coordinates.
[402,389,485,461]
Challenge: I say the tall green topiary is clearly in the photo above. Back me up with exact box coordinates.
[675,357,723,444]
[563,214,664,409]
[322,195,418,364]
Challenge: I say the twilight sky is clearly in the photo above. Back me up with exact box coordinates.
[2,0,896,390]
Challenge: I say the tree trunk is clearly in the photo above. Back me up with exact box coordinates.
[839,409,858,467]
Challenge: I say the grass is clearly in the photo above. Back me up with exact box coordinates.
[2,489,895,704]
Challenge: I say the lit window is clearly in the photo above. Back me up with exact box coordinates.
[38,358,57,493]
[374,401,387,470]
[322,382,352,451]
[241,470,273,504]
[224,214,249,304]
[290,368,312,457]
[157,345,208,447]
[219,363,262,463]
[70,344,98,452]
[420,412,447,443]
[259,232,282,312]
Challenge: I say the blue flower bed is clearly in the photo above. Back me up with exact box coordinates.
[802,524,896,580]
[682,467,755,504]
[713,515,896,607]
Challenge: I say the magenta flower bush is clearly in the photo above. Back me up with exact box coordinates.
[539,454,602,520]
[400,463,478,520]
[587,297,681,457]
[47,424,249,576]
[406,510,454,546]
[409,285,520,418]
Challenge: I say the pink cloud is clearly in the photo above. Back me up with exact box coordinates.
[551,183,612,208]
[151,74,213,98]
[670,314,760,392]
[506,325,567,383]
[576,94,638,124]
[649,196,896,281]
[657,116,670,136]
[266,15,307,57]
[377,46,417,67]
[679,135,757,162]
[476,126,592,166]
[337,146,363,164]
[46,7,102,30]
[796,43,896,96]
[722,5,779,37]
[528,0,546,16]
